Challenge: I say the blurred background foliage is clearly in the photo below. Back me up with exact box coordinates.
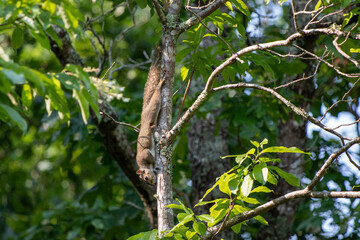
[0,0,359,239]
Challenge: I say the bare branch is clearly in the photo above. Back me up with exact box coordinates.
[84,3,124,25]
[339,22,359,46]
[179,0,228,33]
[292,44,360,78]
[320,78,360,121]
[167,28,360,143]
[274,61,320,90]
[185,5,235,54]
[306,137,360,190]
[100,111,139,132]
[203,188,360,239]
[212,82,351,141]
[333,36,359,67]
[153,0,167,25]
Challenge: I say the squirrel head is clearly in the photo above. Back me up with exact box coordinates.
[136,169,156,185]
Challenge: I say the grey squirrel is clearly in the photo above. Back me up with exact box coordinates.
[136,45,163,185]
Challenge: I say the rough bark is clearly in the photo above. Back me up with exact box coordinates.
[155,20,180,234]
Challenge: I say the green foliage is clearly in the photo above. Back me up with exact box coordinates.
[130,140,309,239]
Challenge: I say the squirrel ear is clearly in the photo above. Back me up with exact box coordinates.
[136,170,144,175]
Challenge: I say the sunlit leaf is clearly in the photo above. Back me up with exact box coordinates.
[250,140,259,148]
[241,175,253,197]
[73,89,89,124]
[260,146,310,155]
[196,214,214,223]
[251,186,272,193]
[193,222,206,236]
[253,162,268,185]
[21,84,33,108]
[180,65,190,81]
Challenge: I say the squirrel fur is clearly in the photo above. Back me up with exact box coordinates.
[136,45,163,185]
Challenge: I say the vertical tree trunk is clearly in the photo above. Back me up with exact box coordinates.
[156,30,179,234]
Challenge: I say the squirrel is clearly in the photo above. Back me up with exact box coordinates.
[136,45,164,185]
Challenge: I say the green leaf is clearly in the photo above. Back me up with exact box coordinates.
[260,146,310,155]
[350,48,360,53]
[0,103,27,133]
[196,214,214,223]
[81,87,100,121]
[268,166,300,187]
[199,181,219,202]
[241,175,253,197]
[246,53,275,79]
[127,229,158,240]
[73,89,89,124]
[235,154,248,165]
[232,0,250,18]
[1,69,26,84]
[219,173,235,196]
[260,138,268,148]
[180,65,190,81]
[242,197,260,205]
[314,0,322,10]
[167,204,184,210]
[30,29,51,50]
[12,26,24,50]
[253,162,268,185]
[209,199,229,227]
[45,26,63,48]
[250,140,259,148]
[267,171,278,185]
[231,223,242,234]
[224,1,233,11]
[91,219,104,229]
[228,176,240,194]
[186,230,198,240]
[246,148,256,156]
[21,84,33,108]
[251,186,272,193]
[193,222,207,236]
[0,77,12,93]
[254,215,268,225]
[258,157,281,163]
[135,0,148,9]
[177,212,191,222]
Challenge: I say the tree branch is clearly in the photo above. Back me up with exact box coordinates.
[201,138,360,239]
[179,0,228,33]
[166,27,360,143]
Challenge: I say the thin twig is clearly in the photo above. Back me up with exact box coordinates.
[333,36,359,67]
[186,5,236,54]
[274,61,320,90]
[320,78,360,121]
[100,111,139,132]
[177,65,196,122]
